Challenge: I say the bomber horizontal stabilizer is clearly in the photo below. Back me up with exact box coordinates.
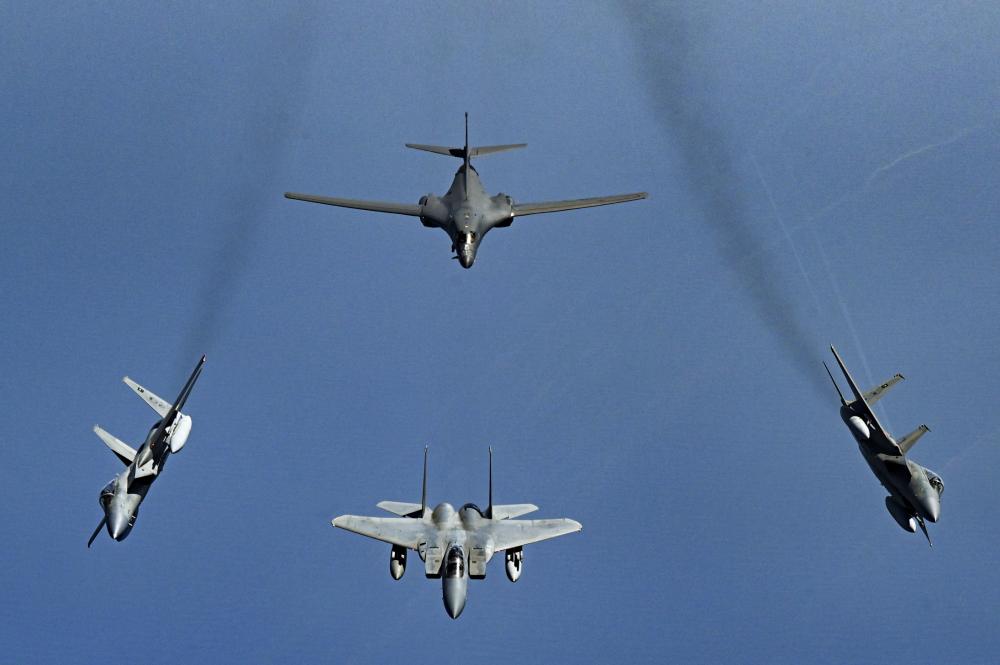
[94,425,136,466]
[898,424,930,454]
[405,143,526,158]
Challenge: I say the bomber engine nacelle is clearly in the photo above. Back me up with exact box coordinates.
[885,496,917,533]
[389,544,407,580]
[505,547,523,583]
[169,414,192,453]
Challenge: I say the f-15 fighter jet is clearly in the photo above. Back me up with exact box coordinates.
[285,114,647,268]
[87,355,205,547]
[825,346,942,545]
[332,448,582,618]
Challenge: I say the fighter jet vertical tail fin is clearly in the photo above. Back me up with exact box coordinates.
[486,446,494,520]
[898,425,930,454]
[420,446,428,518]
[829,345,890,438]
[94,425,137,466]
[823,361,847,406]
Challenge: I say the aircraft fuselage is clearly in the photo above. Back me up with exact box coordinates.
[839,404,941,524]
[419,166,514,268]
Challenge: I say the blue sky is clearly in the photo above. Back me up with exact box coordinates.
[2,2,1000,663]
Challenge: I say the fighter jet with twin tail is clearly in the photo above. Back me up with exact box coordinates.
[332,447,582,618]
[825,346,942,545]
[87,355,205,547]
[285,113,647,268]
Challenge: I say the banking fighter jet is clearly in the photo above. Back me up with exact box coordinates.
[285,114,647,268]
[87,355,205,547]
[825,346,942,545]
[332,448,582,618]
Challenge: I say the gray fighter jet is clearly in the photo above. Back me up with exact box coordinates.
[285,114,647,268]
[87,355,205,547]
[332,448,582,619]
[825,346,942,545]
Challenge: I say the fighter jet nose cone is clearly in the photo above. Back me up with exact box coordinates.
[444,595,465,619]
[442,578,466,619]
[924,496,941,523]
[107,511,129,541]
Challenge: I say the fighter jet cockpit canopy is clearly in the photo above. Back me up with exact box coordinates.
[445,547,465,579]
[926,470,944,497]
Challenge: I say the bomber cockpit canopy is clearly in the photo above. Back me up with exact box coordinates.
[457,232,477,246]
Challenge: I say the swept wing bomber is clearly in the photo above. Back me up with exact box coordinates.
[332,448,582,618]
[285,114,647,268]
[88,355,205,547]
[825,346,942,545]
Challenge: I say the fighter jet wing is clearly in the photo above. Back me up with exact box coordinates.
[332,515,432,549]
[486,518,582,551]
[284,193,422,216]
[864,374,904,406]
[511,192,647,217]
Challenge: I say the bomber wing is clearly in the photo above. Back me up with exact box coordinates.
[332,516,432,550]
[284,193,422,217]
[485,518,582,551]
[511,192,647,217]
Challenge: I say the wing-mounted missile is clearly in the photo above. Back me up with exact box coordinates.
[505,547,523,582]
[389,544,407,580]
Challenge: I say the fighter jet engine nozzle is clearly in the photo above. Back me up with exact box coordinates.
[389,544,407,580]
[168,414,192,453]
[847,416,870,440]
[505,547,523,583]
[884,496,917,533]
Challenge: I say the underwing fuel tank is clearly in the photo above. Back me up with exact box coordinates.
[848,416,870,440]
[885,496,917,533]
[505,547,523,583]
[389,544,407,580]
[169,414,192,453]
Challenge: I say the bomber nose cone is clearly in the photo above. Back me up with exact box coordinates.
[443,579,466,619]
[458,250,475,269]
[107,509,129,541]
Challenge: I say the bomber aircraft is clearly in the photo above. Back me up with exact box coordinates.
[332,448,582,618]
[825,346,942,545]
[285,114,647,268]
[87,355,205,547]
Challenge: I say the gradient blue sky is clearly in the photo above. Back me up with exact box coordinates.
[2,2,1000,663]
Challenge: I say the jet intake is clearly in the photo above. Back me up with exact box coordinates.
[505,547,523,583]
[884,496,917,533]
[389,544,407,580]
[169,414,192,453]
